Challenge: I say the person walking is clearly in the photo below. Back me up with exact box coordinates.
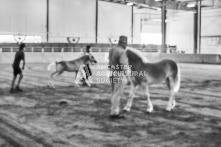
[10,43,26,93]
[108,35,129,119]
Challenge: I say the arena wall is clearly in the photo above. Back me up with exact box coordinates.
[144,53,221,64]
[0,51,221,65]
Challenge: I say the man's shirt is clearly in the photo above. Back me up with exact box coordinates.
[13,50,25,67]
[108,45,128,72]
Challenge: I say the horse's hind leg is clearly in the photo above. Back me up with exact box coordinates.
[73,72,80,87]
[142,83,153,113]
[166,78,176,109]
[123,82,137,112]
[48,71,58,87]
[50,71,63,88]
[166,77,176,111]
[166,91,176,111]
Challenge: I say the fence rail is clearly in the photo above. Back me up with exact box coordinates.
[0,46,167,53]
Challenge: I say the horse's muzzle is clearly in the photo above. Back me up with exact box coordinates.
[91,60,97,65]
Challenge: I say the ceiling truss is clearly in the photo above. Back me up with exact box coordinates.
[100,0,221,11]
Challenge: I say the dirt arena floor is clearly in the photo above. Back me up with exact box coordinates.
[0,62,221,147]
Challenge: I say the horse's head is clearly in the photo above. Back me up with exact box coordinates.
[88,55,97,65]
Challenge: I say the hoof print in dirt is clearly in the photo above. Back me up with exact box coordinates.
[59,101,69,107]
[122,109,130,113]
[109,114,126,119]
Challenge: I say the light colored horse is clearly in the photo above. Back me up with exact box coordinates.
[47,55,97,88]
[123,48,181,113]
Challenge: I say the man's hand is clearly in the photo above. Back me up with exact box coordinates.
[22,60,25,70]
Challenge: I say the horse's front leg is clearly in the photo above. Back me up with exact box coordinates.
[74,72,80,87]
[123,82,137,112]
[142,83,153,113]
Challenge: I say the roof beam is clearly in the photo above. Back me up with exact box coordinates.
[126,0,196,11]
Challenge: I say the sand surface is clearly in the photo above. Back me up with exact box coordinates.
[0,63,221,147]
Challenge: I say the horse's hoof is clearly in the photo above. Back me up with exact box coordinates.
[166,108,172,112]
[146,111,152,114]
[123,108,131,112]
[74,84,80,87]
[109,114,126,119]
[146,108,153,113]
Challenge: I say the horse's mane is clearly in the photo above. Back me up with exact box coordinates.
[126,47,149,63]
[81,54,90,59]
[78,55,90,62]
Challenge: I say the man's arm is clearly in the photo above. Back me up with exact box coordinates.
[119,51,131,83]
[108,48,113,69]
[22,53,25,70]
[119,52,128,72]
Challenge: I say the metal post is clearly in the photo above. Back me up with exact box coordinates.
[46,0,49,42]
[161,0,166,51]
[194,11,197,54]
[95,0,98,44]
[131,5,134,44]
[197,0,202,54]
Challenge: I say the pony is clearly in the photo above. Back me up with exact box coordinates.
[123,47,181,113]
[47,55,97,88]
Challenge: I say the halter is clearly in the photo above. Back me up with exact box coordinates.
[87,54,97,65]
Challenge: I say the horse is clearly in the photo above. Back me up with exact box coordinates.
[123,47,181,113]
[47,55,97,88]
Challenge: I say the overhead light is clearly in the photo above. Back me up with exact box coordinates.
[187,3,196,7]
[152,6,161,11]
[155,0,162,1]
[127,2,134,6]
[150,19,161,22]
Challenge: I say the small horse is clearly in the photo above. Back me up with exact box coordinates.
[123,47,181,113]
[47,55,97,88]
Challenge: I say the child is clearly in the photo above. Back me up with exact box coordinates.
[83,45,92,80]
[79,45,93,86]
[10,43,26,93]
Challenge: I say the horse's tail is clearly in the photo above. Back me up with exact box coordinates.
[173,65,181,93]
[47,62,57,71]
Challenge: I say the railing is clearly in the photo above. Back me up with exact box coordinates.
[0,46,168,53]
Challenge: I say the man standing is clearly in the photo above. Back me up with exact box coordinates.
[108,36,128,119]
[10,43,26,93]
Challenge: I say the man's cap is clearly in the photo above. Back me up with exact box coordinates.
[119,36,127,43]
[20,43,25,47]
[19,43,26,50]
